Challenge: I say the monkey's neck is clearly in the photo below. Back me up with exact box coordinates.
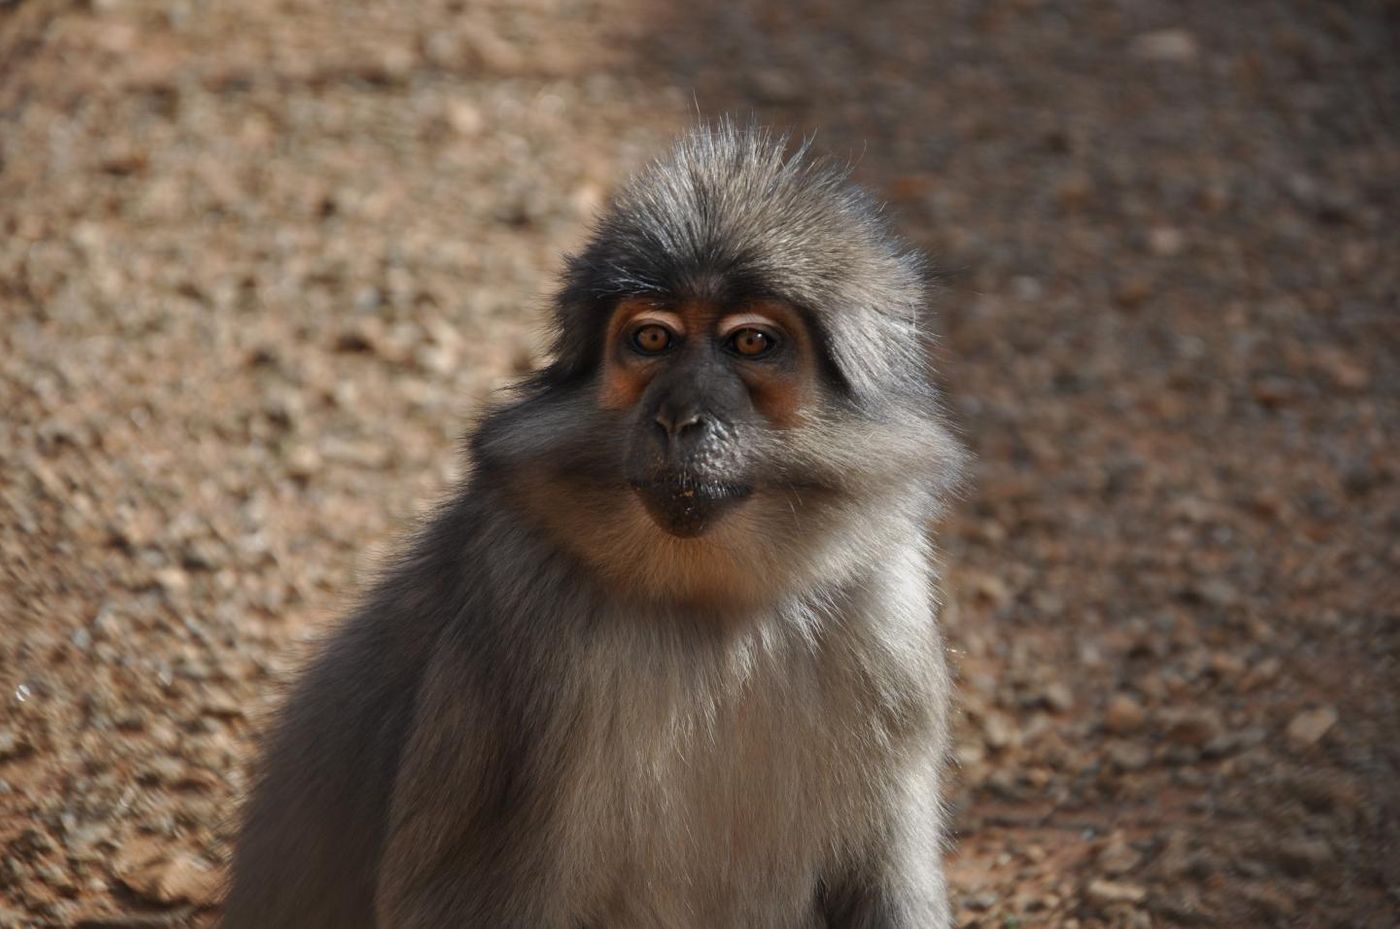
[445,478,926,656]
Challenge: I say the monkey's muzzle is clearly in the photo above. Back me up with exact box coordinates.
[630,477,752,538]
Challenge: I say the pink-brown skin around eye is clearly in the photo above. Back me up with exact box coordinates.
[598,297,820,428]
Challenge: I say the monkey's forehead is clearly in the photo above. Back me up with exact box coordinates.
[579,162,919,307]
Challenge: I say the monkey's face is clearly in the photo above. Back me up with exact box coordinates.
[600,297,819,538]
[474,126,965,610]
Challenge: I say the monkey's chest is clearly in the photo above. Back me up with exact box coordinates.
[560,657,901,928]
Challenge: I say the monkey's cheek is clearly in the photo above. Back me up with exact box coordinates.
[631,483,750,539]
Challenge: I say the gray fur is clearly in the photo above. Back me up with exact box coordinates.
[221,122,964,929]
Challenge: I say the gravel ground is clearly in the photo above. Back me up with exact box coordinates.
[2,1,1397,927]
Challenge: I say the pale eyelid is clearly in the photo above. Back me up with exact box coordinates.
[628,311,686,335]
[716,314,782,338]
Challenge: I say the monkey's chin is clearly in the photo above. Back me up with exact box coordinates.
[630,479,752,539]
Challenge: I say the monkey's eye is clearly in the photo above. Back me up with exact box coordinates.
[630,323,675,355]
[727,327,777,358]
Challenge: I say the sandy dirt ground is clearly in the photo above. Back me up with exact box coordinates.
[1,0,1397,926]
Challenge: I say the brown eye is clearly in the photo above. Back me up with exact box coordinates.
[631,323,673,355]
[728,327,776,358]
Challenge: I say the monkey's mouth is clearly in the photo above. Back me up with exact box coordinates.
[629,476,753,539]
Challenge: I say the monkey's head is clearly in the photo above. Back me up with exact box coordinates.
[476,124,963,612]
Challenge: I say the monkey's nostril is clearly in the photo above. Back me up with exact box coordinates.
[655,410,704,437]
[674,413,703,435]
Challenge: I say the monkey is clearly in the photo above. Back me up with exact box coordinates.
[220,122,965,929]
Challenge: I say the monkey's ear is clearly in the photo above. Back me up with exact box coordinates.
[811,247,948,404]
[534,333,595,391]
[533,287,610,391]
[541,242,649,388]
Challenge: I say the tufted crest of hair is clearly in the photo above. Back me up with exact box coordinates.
[547,121,938,406]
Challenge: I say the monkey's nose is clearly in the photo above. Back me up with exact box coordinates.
[654,408,705,439]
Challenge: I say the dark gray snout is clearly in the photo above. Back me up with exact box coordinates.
[627,367,754,537]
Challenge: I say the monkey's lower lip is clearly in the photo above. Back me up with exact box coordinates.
[629,478,752,538]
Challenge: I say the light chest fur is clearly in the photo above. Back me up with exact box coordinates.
[555,546,948,928]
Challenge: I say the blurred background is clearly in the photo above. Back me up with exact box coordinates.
[1,0,1396,926]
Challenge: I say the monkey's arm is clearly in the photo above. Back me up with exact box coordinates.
[374,630,571,929]
[221,608,427,929]
[821,761,951,929]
